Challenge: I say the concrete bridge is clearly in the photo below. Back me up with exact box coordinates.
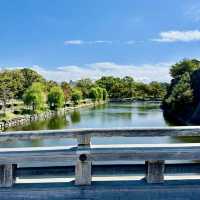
[0,127,200,199]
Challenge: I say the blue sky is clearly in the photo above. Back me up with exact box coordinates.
[0,0,200,82]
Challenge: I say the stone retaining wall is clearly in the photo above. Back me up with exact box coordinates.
[0,101,105,131]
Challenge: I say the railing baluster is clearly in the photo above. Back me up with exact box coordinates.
[0,164,16,187]
[75,135,91,185]
[145,160,165,183]
[77,135,91,146]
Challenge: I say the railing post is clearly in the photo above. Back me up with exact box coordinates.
[145,160,165,183]
[75,135,91,185]
[0,164,16,187]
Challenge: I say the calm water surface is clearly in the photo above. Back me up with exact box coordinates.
[4,102,199,148]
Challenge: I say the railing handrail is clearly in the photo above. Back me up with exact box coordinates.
[1,127,200,187]
[0,143,200,168]
[1,126,200,141]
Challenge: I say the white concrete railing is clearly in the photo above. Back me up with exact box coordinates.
[0,127,200,187]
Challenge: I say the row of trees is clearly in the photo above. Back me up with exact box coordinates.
[96,76,167,99]
[0,68,168,115]
[23,82,71,112]
[23,82,108,113]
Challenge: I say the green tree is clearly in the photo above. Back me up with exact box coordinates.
[0,69,24,99]
[71,89,82,105]
[46,80,59,92]
[0,68,46,100]
[23,82,46,112]
[135,82,150,99]
[148,81,166,99]
[170,59,200,79]
[109,82,125,98]
[164,72,193,111]
[102,88,108,101]
[47,86,65,110]
[89,87,98,103]
[96,76,121,94]
[76,78,94,99]
[61,82,72,103]
[122,76,135,98]
[96,87,103,101]
[21,68,45,96]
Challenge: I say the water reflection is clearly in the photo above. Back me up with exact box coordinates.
[47,115,69,130]
[171,136,200,143]
[70,110,81,124]
[5,102,200,147]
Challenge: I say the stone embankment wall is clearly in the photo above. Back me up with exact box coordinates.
[0,101,105,131]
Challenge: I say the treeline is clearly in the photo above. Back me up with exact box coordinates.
[162,59,200,124]
[0,69,108,114]
[96,76,167,100]
[0,68,167,114]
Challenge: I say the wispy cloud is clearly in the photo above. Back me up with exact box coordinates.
[64,40,83,45]
[1,62,172,83]
[64,40,113,46]
[64,40,144,46]
[153,30,200,42]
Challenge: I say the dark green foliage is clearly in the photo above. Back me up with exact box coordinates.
[46,80,59,92]
[170,59,200,79]
[0,69,23,100]
[21,68,45,90]
[76,78,94,99]
[148,82,167,99]
[102,88,108,101]
[96,76,121,95]
[96,76,166,99]
[163,59,200,115]
[0,68,45,99]
[164,73,193,111]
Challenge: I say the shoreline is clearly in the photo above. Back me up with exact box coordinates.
[109,98,162,103]
[0,101,106,131]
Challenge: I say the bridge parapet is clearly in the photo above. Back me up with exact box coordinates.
[0,127,200,188]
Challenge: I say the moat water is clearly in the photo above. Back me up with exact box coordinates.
[3,102,199,147]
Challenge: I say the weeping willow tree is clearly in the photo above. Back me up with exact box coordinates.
[23,82,46,113]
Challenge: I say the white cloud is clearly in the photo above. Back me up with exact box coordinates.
[153,30,200,42]
[64,40,112,45]
[64,40,146,46]
[27,62,171,83]
[92,40,113,44]
[1,62,172,83]
[64,40,83,45]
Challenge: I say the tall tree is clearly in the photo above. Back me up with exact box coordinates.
[48,86,65,110]
[23,82,46,113]
[71,89,82,105]
[164,72,193,111]
[76,78,94,99]
[89,87,98,103]
[61,81,72,103]
[170,59,200,79]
